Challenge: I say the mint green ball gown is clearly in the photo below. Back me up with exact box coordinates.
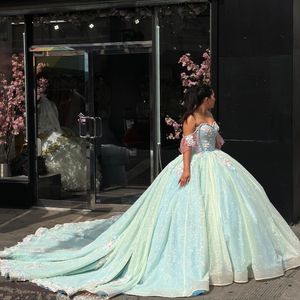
[1,122,300,299]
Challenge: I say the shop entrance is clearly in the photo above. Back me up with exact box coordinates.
[31,41,160,210]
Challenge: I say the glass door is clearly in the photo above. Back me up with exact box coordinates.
[91,50,152,208]
[32,48,91,208]
[31,41,155,210]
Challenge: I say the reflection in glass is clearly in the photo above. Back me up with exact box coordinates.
[94,53,151,204]
[1,3,211,208]
[36,56,88,201]
[0,19,25,172]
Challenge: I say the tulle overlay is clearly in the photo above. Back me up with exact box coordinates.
[1,122,300,299]
[1,150,300,298]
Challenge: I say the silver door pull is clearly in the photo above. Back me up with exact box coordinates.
[78,113,102,139]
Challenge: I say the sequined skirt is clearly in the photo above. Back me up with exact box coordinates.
[1,149,300,299]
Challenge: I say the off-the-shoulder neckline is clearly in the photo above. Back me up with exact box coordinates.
[183,121,217,136]
[195,121,216,129]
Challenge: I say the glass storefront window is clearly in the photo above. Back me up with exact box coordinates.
[29,8,154,206]
[0,19,25,173]
[35,54,88,201]
[0,2,211,208]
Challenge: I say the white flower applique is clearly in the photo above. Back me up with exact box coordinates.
[184,134,196,147]
[217,152,235,170]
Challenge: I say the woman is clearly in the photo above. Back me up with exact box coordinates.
[1,84,300,300]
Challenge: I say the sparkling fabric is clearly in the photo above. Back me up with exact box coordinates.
[180,121,224,153]
[1,122,300,299]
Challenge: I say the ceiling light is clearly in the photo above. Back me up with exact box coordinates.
[49,20,66,23]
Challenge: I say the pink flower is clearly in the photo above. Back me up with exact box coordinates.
[174,131,181,139]
[178,49,211,88]
[203,52,209,59]
[165,116,174,126]
[167,133,175,140]
[164,116,182,140]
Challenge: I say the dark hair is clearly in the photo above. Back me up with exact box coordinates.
[181,84,213,123]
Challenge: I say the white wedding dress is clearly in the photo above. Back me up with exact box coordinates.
[38,96,87,191]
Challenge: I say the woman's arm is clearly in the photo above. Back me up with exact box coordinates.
[215,133,225,149]
[179,115,196,187]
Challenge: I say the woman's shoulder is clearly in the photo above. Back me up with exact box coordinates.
[184,114,197,126]
[183,115,197,135]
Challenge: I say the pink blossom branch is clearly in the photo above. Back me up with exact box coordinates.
[164,49,211,140]
[178,49,211,89]
[165,116,182,140]
[0,54,48,162]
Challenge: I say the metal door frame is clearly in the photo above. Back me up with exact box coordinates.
[30,39,159,210]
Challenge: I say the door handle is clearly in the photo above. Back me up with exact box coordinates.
[78,113,102,139]
[93,117,102,138]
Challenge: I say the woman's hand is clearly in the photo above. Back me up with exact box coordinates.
[179,169,191,187]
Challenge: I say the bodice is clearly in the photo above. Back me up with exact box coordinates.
[196,122,219,152]
[180,121,223,154]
